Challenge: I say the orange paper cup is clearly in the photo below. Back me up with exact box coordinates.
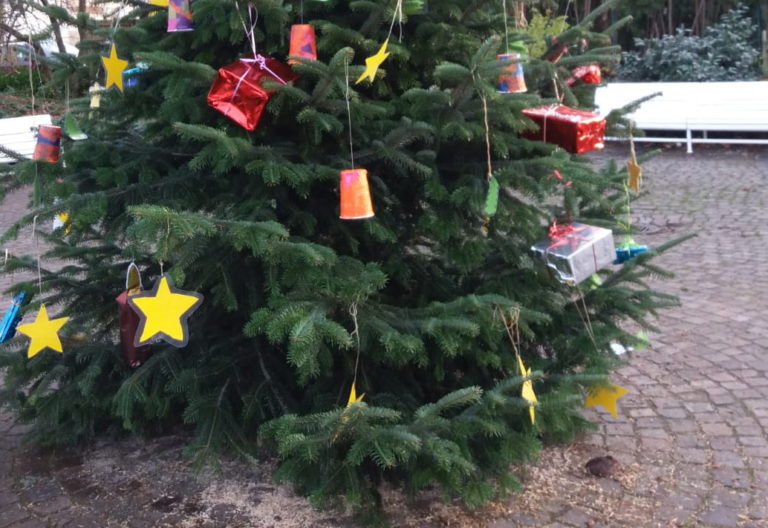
[340,169,374,220]
[288,24,317,64]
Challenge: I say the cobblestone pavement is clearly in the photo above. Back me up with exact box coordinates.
[1,145,768,528]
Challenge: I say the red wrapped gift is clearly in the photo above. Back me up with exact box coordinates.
[207,54,299,131]
[565,64,602,86]
[521,104,605,154]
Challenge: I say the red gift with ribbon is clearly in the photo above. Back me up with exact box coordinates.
[521,104,605,154]
[207,54,299,131]
[566,64,602,86]
[531,221,615,284]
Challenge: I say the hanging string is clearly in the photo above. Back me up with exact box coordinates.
[500,307,521,357]
[349,302,362,388]
[572,287,598,350]
[235,0,259,56]
[480,94,493,184]
[386,0,404,42]
[299,0,304,24]
[109,0,129,40]
[552,72,562,102]
[344,60,355,169]
[31,216,43,295]
[502,0,510,54]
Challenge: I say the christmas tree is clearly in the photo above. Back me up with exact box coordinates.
[0,0,683,522]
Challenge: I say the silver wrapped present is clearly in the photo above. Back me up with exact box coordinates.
[531,222,615,285]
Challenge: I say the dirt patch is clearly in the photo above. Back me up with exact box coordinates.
[11,432,668,527]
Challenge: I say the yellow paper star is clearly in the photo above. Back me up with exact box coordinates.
[101,44,129,92]
[585,383,629,417]
[346,380,365,408]
[355,39,390,84]
[127,275,203,348]
[517,354,537,424]
[16,304,69,358]
[627,159,642,192]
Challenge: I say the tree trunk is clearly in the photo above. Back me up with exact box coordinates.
[77,0,88,47]
[667,0,673,34]
[39,0,67,53]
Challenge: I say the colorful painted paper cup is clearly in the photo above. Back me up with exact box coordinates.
[340,169,374,220]
[167,0,194,32]
[497,53,527,94]
[32,125,62,162]
[288,24,317,64]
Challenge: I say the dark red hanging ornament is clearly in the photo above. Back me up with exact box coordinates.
[566,64,602,86]
[207,54,299,131]
[115,263,150,367]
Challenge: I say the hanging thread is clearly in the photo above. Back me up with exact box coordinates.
[502,0,510,54]
[481,95,493,184]
[235,0,259,56]
[386,0,405,42]
[344,60,355,168]
[31,216,43,295]
[349,302,362,391]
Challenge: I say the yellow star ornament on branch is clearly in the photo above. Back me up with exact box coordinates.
[346,380,365,408]
[355,39,390,84]
[16,304,69,358]
[101,44,129,92]
[585,383,629,418]
[127,275,203,348]
[627,159,642,193]
[517,354,537,425]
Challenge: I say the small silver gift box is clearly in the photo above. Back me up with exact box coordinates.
[531,223,615,285]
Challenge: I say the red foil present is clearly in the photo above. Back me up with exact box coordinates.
[33,125,61,162]
[521,104,605,154]
[288,24,317,64]
[207,55,299,131]
[115,263,150,367]
[566,64,602,86]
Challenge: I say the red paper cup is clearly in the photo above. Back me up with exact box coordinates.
[340,169,374,220]
[32,125,62,162]
[497,53,527,94]
[288,24,317,64]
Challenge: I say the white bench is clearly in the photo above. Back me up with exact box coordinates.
[0,114,53,163]
[595,82,768,153]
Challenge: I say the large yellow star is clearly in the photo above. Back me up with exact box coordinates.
[127,275,203,348]
[16,304,69,358]
[585,383,629,418]
[517,354,537,424]
[101,44,129,92]
[355,39,390,84]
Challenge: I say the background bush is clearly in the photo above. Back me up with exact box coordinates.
[618,4,760,81]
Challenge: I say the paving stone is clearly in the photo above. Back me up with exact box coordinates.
[0,505,29,527]
[699,507,740,527]
[558,508,592,526]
